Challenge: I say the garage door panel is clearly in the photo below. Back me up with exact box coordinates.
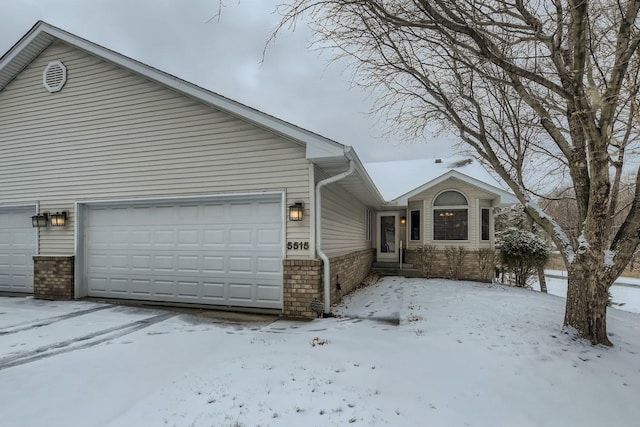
[178,205,199,218]
[111,255,129,270]
[203,230,225,245]
[89,277,108,292]
[177,256,199,272]
[203,204,225,217]
[85,197,283,308]
[258,202,281,216]
[155,230,175,245]
[11,231,30,245]
[258,229,282,245]
[110,278,129,294]
[130,279,151,295]
[152,280,174,296]
[149,255,171,271]
[203,256,225,272]
[229,257,253,273]
[178,230,199,246]
[229,229,252,245]
[177,281,199,297]
[258,257,283,274]
[0,207,36,293]
[132,230,152,244]
[202,282,225,299]
[131,255,151,270]
[257,285,281,303]
[228,283,253,301]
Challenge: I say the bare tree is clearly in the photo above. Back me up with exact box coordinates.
[276,0,640,345]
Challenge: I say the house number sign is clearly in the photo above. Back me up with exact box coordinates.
[287,241,310,250]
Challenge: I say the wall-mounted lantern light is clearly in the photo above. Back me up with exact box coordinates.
[288,202,304,221]
[50,211,68,227]
[400,216,407,225]
[31,212,49,228]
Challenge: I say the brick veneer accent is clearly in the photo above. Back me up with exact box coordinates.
[404,249,494,282]
[328,249,374,305]
[283,259,323,319]
[282,249,374,319]
[33,256,75,300]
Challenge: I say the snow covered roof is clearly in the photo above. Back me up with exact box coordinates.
[364,157,517,205]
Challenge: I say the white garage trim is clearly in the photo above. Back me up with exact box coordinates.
[75,192,285,309]
[0,203,39,293]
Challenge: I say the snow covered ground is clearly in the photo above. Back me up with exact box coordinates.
[538,270,640,314]
[0,277,638,427]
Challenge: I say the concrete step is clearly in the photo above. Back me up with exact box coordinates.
[371,267,423,278]
[372,262,414,269]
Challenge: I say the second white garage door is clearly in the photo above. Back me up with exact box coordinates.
[0,205,36,293]
[83,195,283,309]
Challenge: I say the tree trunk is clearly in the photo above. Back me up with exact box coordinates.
[537,267,548,293]
[564,265,612,346]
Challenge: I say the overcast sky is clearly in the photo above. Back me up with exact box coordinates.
[0,0,456,162]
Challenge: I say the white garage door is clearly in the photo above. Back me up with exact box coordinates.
[84,195,283,309]
[0,206,36,293]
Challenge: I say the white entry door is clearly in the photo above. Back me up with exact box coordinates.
[0,206,37,293]
[82,195,283,309]
[376,213,399,261]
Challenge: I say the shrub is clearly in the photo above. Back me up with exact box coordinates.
[497,227,549,287]
[416,245,437,277]
[477,248,496,282]
[445,246,467,280]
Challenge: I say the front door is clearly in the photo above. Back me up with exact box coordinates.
[377,213,399,261]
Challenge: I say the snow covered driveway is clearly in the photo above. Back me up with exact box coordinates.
[0,278,639,427]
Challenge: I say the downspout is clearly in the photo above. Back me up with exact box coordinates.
[316,157,355,316]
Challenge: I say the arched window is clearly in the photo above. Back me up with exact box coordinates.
[433,191,468,240]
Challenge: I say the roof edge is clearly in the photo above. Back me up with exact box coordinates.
[0,21,348,155]
[394,170,517,206]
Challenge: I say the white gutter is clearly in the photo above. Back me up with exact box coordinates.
[316,157,356,315]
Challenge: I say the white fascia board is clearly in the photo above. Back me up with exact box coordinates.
[394,170,518,206]
[343,146,386,205]
[494,193,519,206]
[306,140,347,159]
[0,26,45,69]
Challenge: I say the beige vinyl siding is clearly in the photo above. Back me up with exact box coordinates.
[316,167,370,257]
[0,41,311,255]
[409,177,496,248]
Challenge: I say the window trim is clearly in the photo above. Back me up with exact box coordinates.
[410,209,421,241]
[481,207,491,241]
[432,190,469,242]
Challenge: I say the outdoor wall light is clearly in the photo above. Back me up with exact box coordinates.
[400,216,407,225]
[289,202,304,221]
[50,211,68,227]
[31,212,49,228]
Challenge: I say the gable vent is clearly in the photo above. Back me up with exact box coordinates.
[43,60,67,93]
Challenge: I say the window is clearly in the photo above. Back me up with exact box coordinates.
[365,208,373,241]
[433,191,468,241]
[410,210,420,241]
[481,208,490,241]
